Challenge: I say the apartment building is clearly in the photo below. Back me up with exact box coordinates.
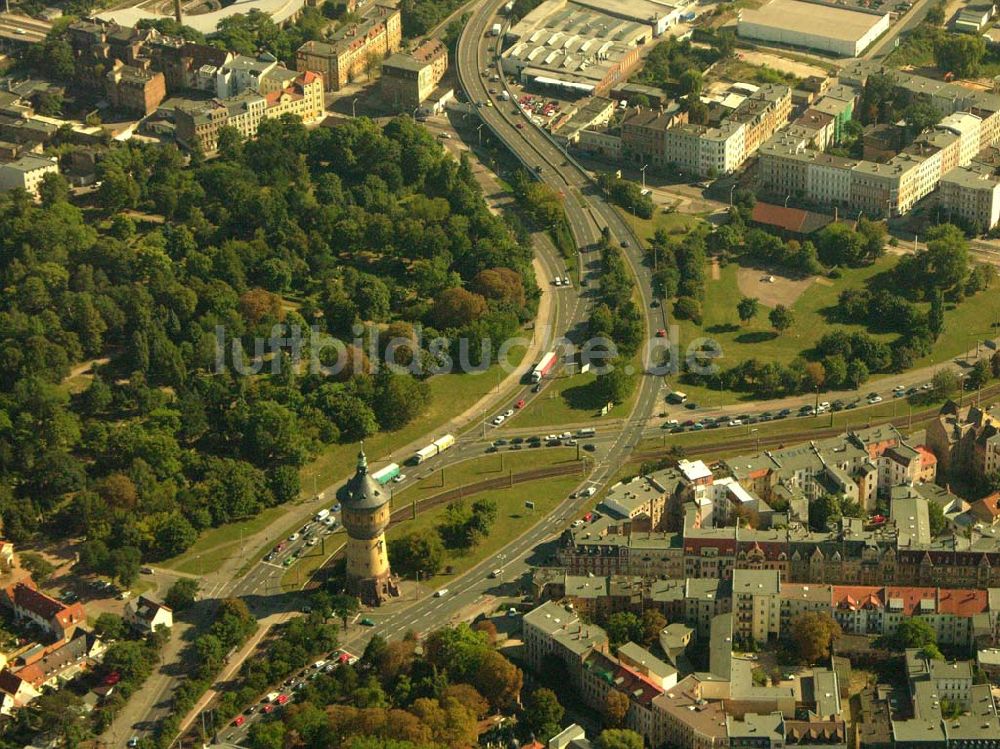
[621,106,688,168]
[939,164,1000,230]
[760,66,1000,218]
[296,4,402,92]
[105,60,166,116]
[732,569,781,644]
[625,85,789,177]
[927,402,1000,478]
[832,586,989,647]
[174,67,323,152]
[1,582,85,642]
[380,38,448,111]
[0,155,59,198]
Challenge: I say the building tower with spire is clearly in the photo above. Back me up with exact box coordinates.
[338,445,399,605]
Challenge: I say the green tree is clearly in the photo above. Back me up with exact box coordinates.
[809,494,843,531]
[927,500,947,537]
[20,552,55,584]
[164,578,200,611]
[788,612,841,664]
[523,688,564,741]
[248,720,287,749]
[678,69,703,96]
[603,690,630,728]
[596,729,645,749]
[895,618,937,650]
[929,288,945,339]
[474,649,523,711]
[94,613,126,640]
[932,368,961,400]
[605,611,642,646]
[769,305,795,333]
[388,529,446,577]
[934,33,986,78]
[737,296,759,325]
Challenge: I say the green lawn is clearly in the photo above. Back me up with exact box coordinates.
[661,256,993,405]
[384,472,582,588]
[163,352,527,576]
[630,210,706,244]
[389,447,579,511]
[505,368,640,429]
[280,449,580,586]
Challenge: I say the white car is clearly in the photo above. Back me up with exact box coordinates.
[322,516,336,526]
[922,382,932,390]
[307,537,318,546]
[728,419,743,427]
[393,474,406,483]
[559,432,571,439]
[562,276,570,285]
[288,533,299,542]
[504,409,514,418]
[818,401,830,410]
[492,415,505,425]
[572,520,584,527]
[893,384,905,392]
[868,395,883,404]
[553,278,562,286]
[666,419,680,426]
[434,589,449,597]
[545,434,557,441]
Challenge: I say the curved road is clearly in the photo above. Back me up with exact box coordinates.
[455,0,669,486]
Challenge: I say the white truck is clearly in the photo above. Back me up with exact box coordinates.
[500,90,510,102]
[264,691,280,703]
[314,508,330,522]
[490,22,502,36]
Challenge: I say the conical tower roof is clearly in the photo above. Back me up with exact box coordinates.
[339,444,387,510]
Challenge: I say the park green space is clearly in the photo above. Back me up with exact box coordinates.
[281,449,582,588]
[629,209,705,243]
[162,353,527,576]
[383,472,581,588]
[505,368,640,429]
[663,257,992,406]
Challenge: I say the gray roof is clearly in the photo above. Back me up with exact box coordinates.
[338,448,388,510]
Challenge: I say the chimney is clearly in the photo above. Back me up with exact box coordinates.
[174,0,182,24]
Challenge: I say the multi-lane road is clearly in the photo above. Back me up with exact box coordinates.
[455,0,670,486]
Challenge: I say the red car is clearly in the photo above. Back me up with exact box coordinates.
[516,122,524,129]
[277,694,289,705]
[274,542,286,553]
[263,704,274,714]
[656,329,667,337]
[233,715,245,727]
[516,399,526,409]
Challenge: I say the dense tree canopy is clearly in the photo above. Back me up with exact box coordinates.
[0,115,536,565]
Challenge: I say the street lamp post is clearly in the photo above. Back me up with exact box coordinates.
[352,98,359,118]
[477,123,485,146]
[497,552,507,582]
[730,183,736,207]
[640,164,648,190]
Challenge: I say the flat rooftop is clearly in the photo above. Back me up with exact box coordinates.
[740,0,887,41]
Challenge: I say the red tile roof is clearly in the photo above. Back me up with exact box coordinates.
[4,581,85,631]
[751,202,833,234]
[917,446,937,466]
[831,585,987,616]
[298,70,320,85]
[973,492,1000,521]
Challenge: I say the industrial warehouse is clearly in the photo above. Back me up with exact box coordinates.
[737,0,891,57]
[500,0,683,96]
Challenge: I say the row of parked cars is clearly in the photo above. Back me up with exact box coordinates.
[487,433,597,451]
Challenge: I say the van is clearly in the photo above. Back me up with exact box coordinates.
[580,486,596,498]
[577,427,596,437]
[434,588,449,597]
[666,391,688,404]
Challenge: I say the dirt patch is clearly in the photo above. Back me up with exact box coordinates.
[737,267,815,307]
[736,49,827,79]
[814,277,834,286]
[711,258,721,280]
